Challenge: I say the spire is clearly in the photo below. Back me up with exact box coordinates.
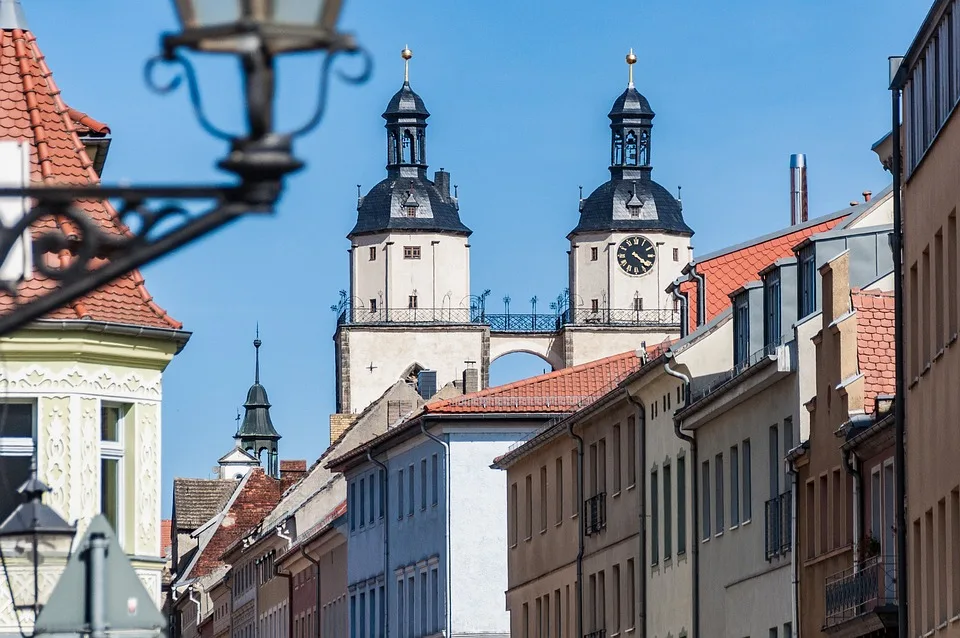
[236,332,281,476]
[254,323,261,384]
[402,45,412,84]
[626,48,637,89]
[382,45,430,178]
[608,48,655,181]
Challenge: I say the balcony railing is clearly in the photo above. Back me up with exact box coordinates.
[336,306,680,333]
[764,490,792,560]
[584,630,606,638]
[824,555,898,629]
[584,492,606,536]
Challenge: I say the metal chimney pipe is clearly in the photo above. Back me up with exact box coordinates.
[790,153,808,225]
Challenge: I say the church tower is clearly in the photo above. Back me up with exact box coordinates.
[334,48,482,414]
[569,50,693,323]
[235,334,281,477]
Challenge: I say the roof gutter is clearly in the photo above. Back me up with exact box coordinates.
[690,265,706,328]
[23,318,192,353]
[665,356,699,638]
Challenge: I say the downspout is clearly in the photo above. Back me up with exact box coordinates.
[301,546,322,638]
[624,391,647,634]
[565,417,585,638]
[671,283,689,339]
[188,587,202,634]
[169,586,180,638]
[367,450,390,638]
[889,58,908,638]
[666,358,699,638]
[841,448,863,570]
[421,419,453,638]
[691,266,706,328]
[275,524,294,638]
[787,455,800,638]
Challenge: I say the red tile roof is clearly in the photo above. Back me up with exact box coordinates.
[160,518,172,558]
[852,288,895,414]
[0,28,180,329]
[426,349,648,414]
[680,216,848,334]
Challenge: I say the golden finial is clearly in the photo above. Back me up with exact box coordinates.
[626,48,637,88]
[401,45,413,83]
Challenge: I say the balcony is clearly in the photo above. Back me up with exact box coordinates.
[764,490,792,560]
[584,493,606,536]
[823,555,898,636]
[584,630,606,638]
[335,306,680,334]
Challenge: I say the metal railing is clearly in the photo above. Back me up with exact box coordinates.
[764,490,792,560]
[336,306,681,333]
[824,555,898,628]
[584,630,606,638]
[584,492,606,536]
[689,341,781,404]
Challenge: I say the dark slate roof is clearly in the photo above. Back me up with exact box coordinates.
[238,383,281,440]
[350,176,472,237]
[570,177,693,236]
[609,86,654,118]
[172,478,239,529]
[383,81,429,118]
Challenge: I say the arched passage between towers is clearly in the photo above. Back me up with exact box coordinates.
[488,334,565,372]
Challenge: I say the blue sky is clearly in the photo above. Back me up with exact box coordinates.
[24,1,928,513]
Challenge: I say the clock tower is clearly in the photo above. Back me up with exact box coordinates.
[569,50,693,323]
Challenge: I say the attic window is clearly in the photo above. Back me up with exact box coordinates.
[406,206,417,218]
[591,247,599,261]
[369,247,377,261]
[403,246,421,259]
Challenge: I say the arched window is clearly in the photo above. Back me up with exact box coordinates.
[402,131,415,163]
[625,131,638,165]
[613,132,624,165]
[388,132,399,164]
[417,130,426,164]
[639,130,650,165]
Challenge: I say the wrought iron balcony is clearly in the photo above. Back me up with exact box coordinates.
[764,490,792,560]
[824,555,898,630]
[335,306,680,333]
[584,630,606,638]
[584,492,606,536]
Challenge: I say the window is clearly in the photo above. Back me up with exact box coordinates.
[950,213,958,339]
[613,424,622,494]
[350,595,357,638]
[408,295,418,309]
[911,262,919,378]
[431,565,440,633]
[379,469,385,519]
[634,297,643,311]
[591,247,598,261]
[923,247,932,365]
[398,469,404,520]
[522,603,529,638]
[420,571,428,638]
[359,592,366,638]
[626,416,637,487]
[421,459,427,510]
[677,455,687,554]
[431,454,439,506]
[651,468,659,564]
[783,418,794,492]
[939,498,948,624]
[764,270,782,346]
[799,245,817,317]
[702,460,711,539]
[769,425,780,499]
[408,464,415,516]
[805,480,816,559]
[734,293,750,367]
[591,299,599,313]
[613,564,621,633]
[403,246,421,260]
[525,474,533,540]
[598,438,607,494]
[570,449,578,518]
[540,465,548,533]
[673,247,679,261]
[407,575,415,636]
[715,453,724,533]
[369,246,376,261]
[937,229,946,352]
[555,457,563,524]
[664,463,672,558]
[0,402,34,522]
[730,446,740,526]
[952,489,960,615]
[359,478,366,529]
[369,475,375,525]
[742,439,752,521]
[554,589,561,638]
[101,405,125,536]
[369,298,377,313]
[396,577,405,636]
[509,483,518,545]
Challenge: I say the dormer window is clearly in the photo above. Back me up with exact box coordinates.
[798,245,817,317]
[734,293,750,368]
[764,270,782,347]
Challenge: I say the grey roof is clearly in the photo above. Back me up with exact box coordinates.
[172,478,239,530]
[609,86,654,118]
[0,0,27,30]
[570,177,693,236]
[383,81,429,118]
[350,176,471,237]
[238,383,280,439]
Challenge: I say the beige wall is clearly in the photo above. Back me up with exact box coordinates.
[564,327,678,367]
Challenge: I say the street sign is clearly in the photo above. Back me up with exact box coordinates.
[34,515,166,636]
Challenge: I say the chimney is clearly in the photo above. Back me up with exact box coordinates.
[463,361,480,394]
[789,153,808,225]
[280,460,308,491]
[862,190,872,203]
[434,169,450,200]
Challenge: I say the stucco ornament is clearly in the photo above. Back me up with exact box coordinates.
[40,397,71,512]
[137,404,160,554]
[0,364,162,401]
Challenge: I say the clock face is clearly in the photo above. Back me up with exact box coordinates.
[617,236,656,276]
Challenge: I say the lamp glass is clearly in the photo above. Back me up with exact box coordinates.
[173,0,241,30]
[174,0,342,30]
[274,0,333,28]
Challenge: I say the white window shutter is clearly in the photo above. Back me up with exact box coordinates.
[0,140,33,284]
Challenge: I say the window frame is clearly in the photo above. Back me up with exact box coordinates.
[100,402,127,542]
[402,245,421,260]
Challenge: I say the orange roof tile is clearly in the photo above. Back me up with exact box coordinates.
[852,288,895,414]
[426,350,644,414]
[0,28,179,330]
[680,216,847,334]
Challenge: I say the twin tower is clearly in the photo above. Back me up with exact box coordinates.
[333,49,696,415]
